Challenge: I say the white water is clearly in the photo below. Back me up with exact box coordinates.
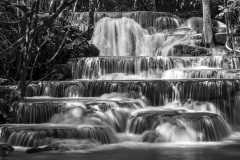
[5,14,240,160]
[92,17,148,56]
[154,119,198,142]
[91,17,186,56]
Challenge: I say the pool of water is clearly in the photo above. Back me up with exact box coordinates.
[4,133,240,160]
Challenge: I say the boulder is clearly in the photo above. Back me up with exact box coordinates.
[173,44,212,56]
[0,144,14,156]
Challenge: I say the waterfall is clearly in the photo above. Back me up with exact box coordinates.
[92,17,148,56]
[0,124,118,147]
[161,68,240,79]
[5,12,240,148]
[68,56,240,80]
[128,108,232,142]
[14,97,145,124]
[180,17,226,29]
[91,14,184,56]
[73,12,183,32]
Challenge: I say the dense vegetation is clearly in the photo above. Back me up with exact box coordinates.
[0,0,99,123]
[76,0,223,18]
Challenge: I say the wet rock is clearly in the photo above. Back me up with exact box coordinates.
[173,44,212,56]
[52,64,72,80]
[85,44,100,57]
[162,28,198,35]
[25,145,53,154]
[142,131,158,143]
[69,42,100,58]
[0,144,14,156]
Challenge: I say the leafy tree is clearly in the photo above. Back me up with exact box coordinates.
[0,0,100,99]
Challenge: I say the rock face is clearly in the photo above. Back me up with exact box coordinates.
[52,64,72,80]
[64,39,100,58]
[173,44,212,56]
[0,144,14,156]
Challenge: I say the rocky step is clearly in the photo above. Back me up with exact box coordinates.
[162,69,240,79]
[158,44,214,57]
[126,108,232,142]
[67,56,240,80]
[0,124,118,147]
[26,79,240,106]
[13,97,145,124]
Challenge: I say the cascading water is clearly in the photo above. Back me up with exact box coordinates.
[92,17,148,56]
[161,68,240,79]
[74,12,183,32]
[0,124,119,147]
[91,13,184,56]
[69,56,240,80]
[13,98,145,124]
[180,17,226,29]
[2,12,240,157]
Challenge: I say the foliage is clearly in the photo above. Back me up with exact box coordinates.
[0,86,20,123]
[0,1,20,80]
[0,0,99,82]
[75,0,222,19]
[218,0,240,33]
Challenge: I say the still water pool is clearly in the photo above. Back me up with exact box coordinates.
[5,134,240,160]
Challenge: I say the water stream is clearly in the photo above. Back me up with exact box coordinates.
[1,12,240,159]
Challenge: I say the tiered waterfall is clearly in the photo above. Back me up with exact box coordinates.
[1,12,238,148]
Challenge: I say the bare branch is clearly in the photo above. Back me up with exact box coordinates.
[0,20,21,24]
[0,36,24,59]
[0,12,18,18]
[28,26,70,69]
[8,4,30,13]
[42,0,77,27]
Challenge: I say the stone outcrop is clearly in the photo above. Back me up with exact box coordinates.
[0,144,14,156]
[173,44,212,56]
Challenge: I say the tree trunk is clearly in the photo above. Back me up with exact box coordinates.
[88,0,95,40]
[202,0,214,48]
[155,0,161,11]
[20,46,30,99]
[49,0,57,15]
